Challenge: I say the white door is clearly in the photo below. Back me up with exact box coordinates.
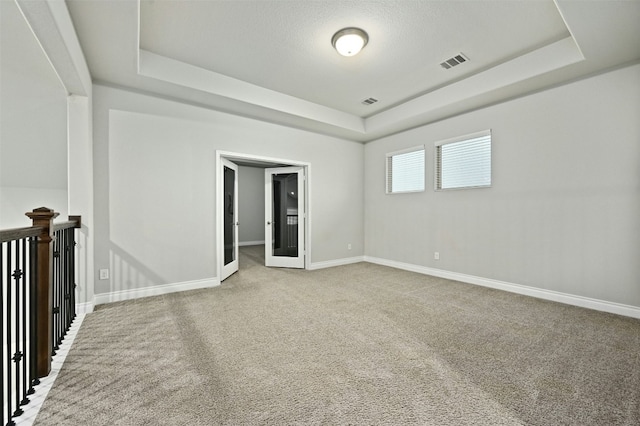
[221,158,239,280]
[265,167,305,268]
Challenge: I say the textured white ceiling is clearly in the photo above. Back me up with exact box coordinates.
[139,0,568,117]
[64,0,640,142]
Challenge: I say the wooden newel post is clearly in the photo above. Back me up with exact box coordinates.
[26,207,59,378]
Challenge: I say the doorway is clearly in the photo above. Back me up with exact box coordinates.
[216,151,310,281]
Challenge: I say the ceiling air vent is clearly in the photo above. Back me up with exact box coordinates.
[361,97,378,105]
[440,53,469,70]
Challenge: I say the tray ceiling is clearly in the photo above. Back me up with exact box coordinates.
[62,0,640,142]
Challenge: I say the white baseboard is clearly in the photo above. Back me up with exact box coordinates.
[309,255,365,270]
[239,240,265,246]
[94,278,220,306]
[75,300,95,314]
[364,256,640,319]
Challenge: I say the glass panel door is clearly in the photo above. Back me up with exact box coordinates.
[265,167,305,268]
[221,158,239,280]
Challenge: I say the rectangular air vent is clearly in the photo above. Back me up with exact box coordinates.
[440,53,469,70]
[361,97,378,105]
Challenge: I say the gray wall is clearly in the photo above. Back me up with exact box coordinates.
[92,84,364,295]
[0,0,68,228]
[364,64,640,307]
[238,165,265,244]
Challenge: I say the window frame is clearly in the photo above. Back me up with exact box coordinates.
[385,145,426,194]
[434,130,492,191]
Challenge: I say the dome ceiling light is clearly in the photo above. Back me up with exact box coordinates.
[331,27,368,57]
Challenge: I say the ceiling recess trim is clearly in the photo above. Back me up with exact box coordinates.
[367,36,584,133]
[16,0,91,96]
[138,50,366,134]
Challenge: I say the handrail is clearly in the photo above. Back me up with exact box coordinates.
[0,226,44,243]
[52,215,81,233]
[0,214,80,243]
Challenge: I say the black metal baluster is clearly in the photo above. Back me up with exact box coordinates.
[71,236,77,323]
[6,241,16,425]
[57,230,62,346]
[12,240,24,418]
[67,230,73,331]
[62,229,69,335]
[57,230,63,346]
[28,236,39,395]
[60,230,65,336]
[20,238,30,408]
[1,243,5,426]
[52,232,59,356]
[57,230,63,347]
[54,232,57,354]
[58,230,64,342]
[13,240,21,414]
[69,231,75,327]
[54,230,58,350]
[6,242,14,424]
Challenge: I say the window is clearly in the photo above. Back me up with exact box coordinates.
[386,146,425,194]
[435,130,491,190]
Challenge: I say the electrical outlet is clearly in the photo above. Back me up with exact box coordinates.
[434,252,440,260]
[348,243,352,250]
[99,269,110,280]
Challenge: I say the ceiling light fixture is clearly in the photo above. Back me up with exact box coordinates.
[331,27,368,57]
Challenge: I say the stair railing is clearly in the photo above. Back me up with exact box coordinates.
[1,207,80,426]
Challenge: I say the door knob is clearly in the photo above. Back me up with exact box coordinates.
[267,221,271,225]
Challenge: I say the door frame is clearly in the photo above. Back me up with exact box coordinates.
[215,150,311,280]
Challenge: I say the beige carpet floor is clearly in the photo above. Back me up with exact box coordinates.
[34,245,640,425]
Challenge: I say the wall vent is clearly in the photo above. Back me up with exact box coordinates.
[440,53,469,70]
[361,97,378,105]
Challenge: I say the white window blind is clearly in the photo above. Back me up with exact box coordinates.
[435,130,491,190]
[386,146,425,194]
